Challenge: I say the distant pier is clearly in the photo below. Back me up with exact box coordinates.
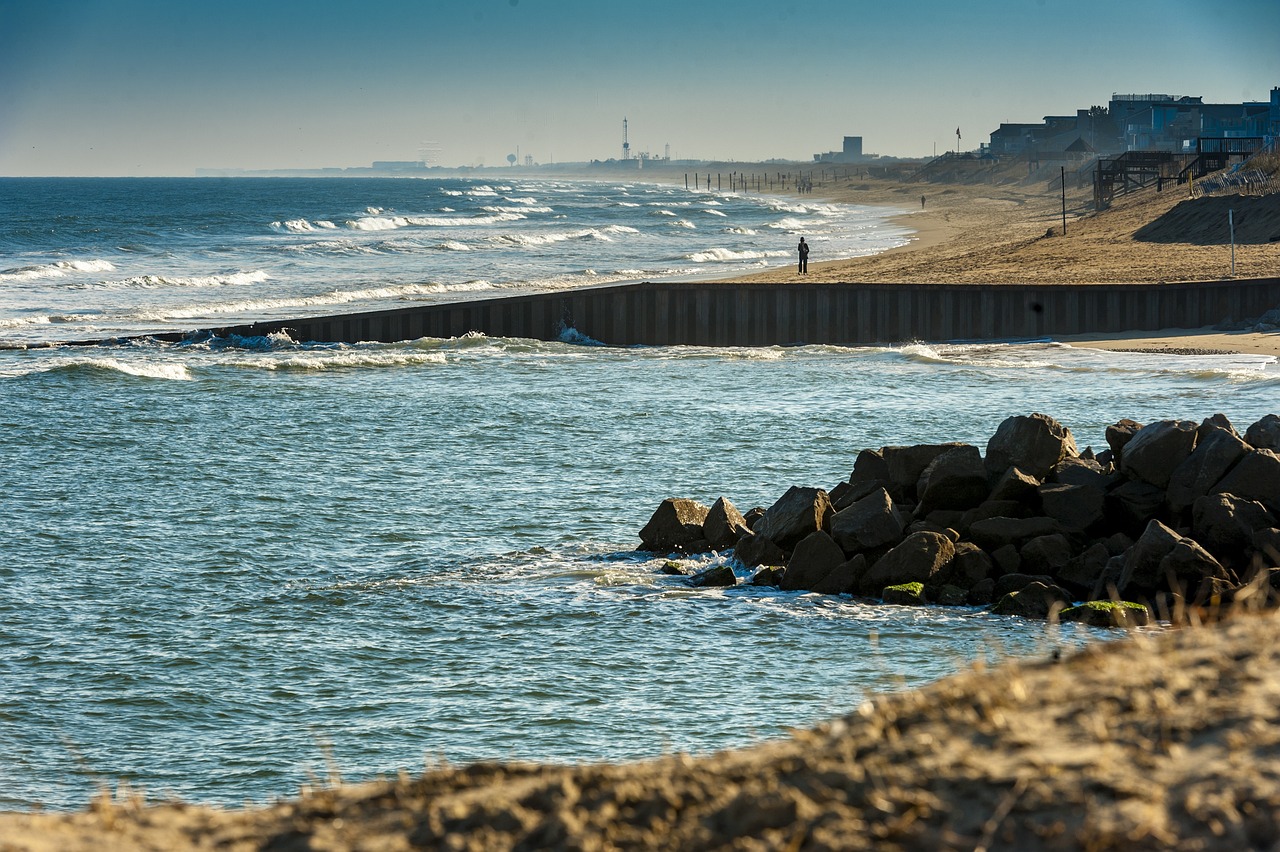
[161,278,1280,348]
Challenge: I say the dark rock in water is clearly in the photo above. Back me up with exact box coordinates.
[829,487,905,555]
[993,573,1057,600]
[990,543,1022,577]
[882,444,966,501]
[968,516,1063,551]
[882,582,927,605]
[1245,414,1280,452]
[639,498,711,552]
[1019,534,1073,577]
[1049,457,1110,488]
[687,564,737,588]
[754,486,834,551]
[811,555,866,595]
[1106,479,1168,534]
[1120,519,1232,597]
[1165,427,1250,515]
[1200,413,1237,438]
[967,577,996,605]
[985,413,1078,482]
[732,531,787,569]
[704,496,750,550]
[833,479,889,511]
[850,448,892,485]
[916,444,989,511]
[991,581,1072,619]
[743,507,766,530]
[1038,482,1105,532]
[936,541,993,589]
[780,531,846,592]
[933,584,970,606]
[1056,542,1112,594]
[750,565,784,587]
[1105,418,1144,464]
[1214,449,1280,515]
[1059,600,1150,628]
[660,560,690,576]
[1192,494,1275,567]
[1120,419,1197,489]
[858,531,955,596]
[987,466,1042,505]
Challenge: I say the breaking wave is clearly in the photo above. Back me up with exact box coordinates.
[0,259,117,282]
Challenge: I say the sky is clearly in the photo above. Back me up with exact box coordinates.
[1,0,1277,176]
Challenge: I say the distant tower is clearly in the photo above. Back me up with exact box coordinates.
[622,117,631,160]
[664,142,670,161]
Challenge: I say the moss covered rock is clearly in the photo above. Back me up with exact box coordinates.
[1059,600,1150,628]
[882,582,927,605]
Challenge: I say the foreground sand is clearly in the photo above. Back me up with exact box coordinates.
[6,611,1280,851]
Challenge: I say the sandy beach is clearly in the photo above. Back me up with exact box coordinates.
[4,164,1278,850]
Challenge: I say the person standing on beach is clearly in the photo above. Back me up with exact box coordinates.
[797,237,809,274]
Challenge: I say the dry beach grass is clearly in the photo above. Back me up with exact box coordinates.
[4,162,1280,850]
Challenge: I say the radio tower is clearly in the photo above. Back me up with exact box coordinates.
[622,117,630,160]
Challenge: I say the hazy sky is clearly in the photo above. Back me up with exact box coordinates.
[2,0,1277,176]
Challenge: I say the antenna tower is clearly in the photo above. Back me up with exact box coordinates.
[622,117,630,160]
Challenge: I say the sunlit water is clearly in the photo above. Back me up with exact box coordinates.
[1,179,1278,810]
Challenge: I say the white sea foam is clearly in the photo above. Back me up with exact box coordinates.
[652,209,677,217]
[347,212,525,230]
[724,227,757,235]
[768,217,811,231]
[481,205,554,214]
[0,259,117,282]
[686,248,789,263]
[90,270,270,290]
[502,197,542,205]
[702,209,728,217]
[671,219,697,229]
[438,240,471,251]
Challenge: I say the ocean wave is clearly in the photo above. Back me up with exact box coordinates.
[88,270,271,290]
[10,357,194,381]
[724,227,757,235]
[768,217,811,231]
[701,209,728,217]
[437,240,471,251]
[481,205,554,214]
[651,209,677,217]
[270,219,339,233]
[671,219,697,229]
[685,248,789,263]
[502,197,542,206]
[0,259,117,282]
[131,282,478,322]
[346,212,525,231]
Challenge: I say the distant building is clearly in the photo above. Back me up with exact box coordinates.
[814,135,866,163]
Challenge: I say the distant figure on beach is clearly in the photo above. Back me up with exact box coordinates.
[797,237,809,274]
[921,195,926,209]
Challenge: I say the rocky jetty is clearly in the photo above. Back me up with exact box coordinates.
[639,412,1280,623]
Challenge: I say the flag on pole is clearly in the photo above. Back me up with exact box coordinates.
[956,127,961,140]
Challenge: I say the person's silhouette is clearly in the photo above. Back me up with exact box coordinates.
[797,237,809,274]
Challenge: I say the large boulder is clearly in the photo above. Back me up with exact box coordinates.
[1038,482,1105,532]
[810,555,866,595]
[639,498,710,552]
[985,414,1078,482]
[1019,533,1073,577]
[858,531,955,596]
[780,531,847,592]
[687,564,737,588]
[967,516,1063,551]
[882,582,927,605]
[753,486,833,551]
[1245,414,1280,452]
[1191,494,1276,566]
[1055,542,1112,595]
[1059,600,1150,628]
[1120,419,1198,489]
[1165,427,1250,514]
[1213,449,1280,515]
[935,541,993,589]
[1119,519,1232,596]
[829,487,905,555]
[1105,419,1144,464]
[1049,457,1112,489]
[993,572,1057,599]
[1105,479,1168,534]
[916,444,989,511]
[987,466,1042,504]
[881,444,967,502]
[991,581,1072,619]
[703,497,750,550]
[849,448,891,484]
[732,531,787,569]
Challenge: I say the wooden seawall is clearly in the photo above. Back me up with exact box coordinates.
[210,278,1280,347]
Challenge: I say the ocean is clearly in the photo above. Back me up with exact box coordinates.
[1,177,1277,810]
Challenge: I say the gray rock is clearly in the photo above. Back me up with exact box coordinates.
[985,413,1078,481]
[1105,479,1167,533]
[993,572,1057,599]
[1165,427,1250,514]
[1105,418,1144,464]
[754,486,834,551]
[882,443,967,501]
[958,499,1033,535]
[1055,542,1112,594]
[1059,601,1150,628]
[1120,419,1198,489]
[1245,414,1280,452]
[990,543,1022,576]
[1119,519,1184,591]
[936,541,993,588]
[1038,482,1105,532]
[779,531,846,592]
[933,584,970,606]
[967,516,1063,551]
[703,496,750,550]
[916,444,989,511]
[991,581,1073,619]
[1214,449,1280,515]
[858,531,955,596]
[749,565,784,586]
[639,498,711,552]
[882,582,927,605]
[1120,518,1231,596]
[833,479,889,511]
[849,448,891,484]
[1192,494,1276,565]
[743,507,766,530]
[1019,533,1073,577]
[828,487,905,555]
[987,466,1042,504]
[732,531,786,569]
[811,555,866,595]
[1049,457,1111,488]
[1253,528,1280,567]
[687,564,737,588]
[967,577,997,605]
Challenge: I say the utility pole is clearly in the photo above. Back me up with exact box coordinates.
[1061,166,1067,235]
